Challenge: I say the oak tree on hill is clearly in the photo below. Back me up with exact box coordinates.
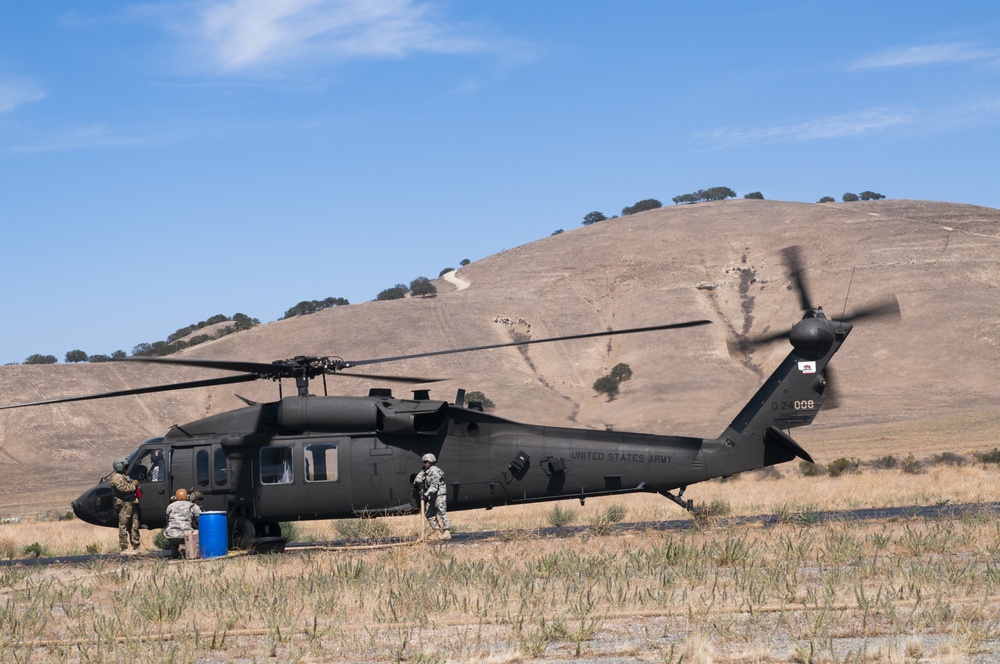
[65,350,88,363]
[621,199,662,215]
[410,276,437,297]
[376,284,409,301]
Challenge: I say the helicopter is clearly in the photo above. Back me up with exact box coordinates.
[3,247,899,549]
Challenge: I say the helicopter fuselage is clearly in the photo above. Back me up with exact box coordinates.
[72,318,847,546]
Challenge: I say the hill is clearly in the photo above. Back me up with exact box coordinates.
[2,198,999,514]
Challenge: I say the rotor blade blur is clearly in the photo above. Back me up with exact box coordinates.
[340,320,712,368]
[780,245,814,312]
[837,295,901,324]
[0,373,260,410]
[823,364,841,410]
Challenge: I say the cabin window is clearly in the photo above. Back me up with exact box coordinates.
[260,446,294,484]
[304,443,339,482]
[213,448,228,486]
[196,449,210,487]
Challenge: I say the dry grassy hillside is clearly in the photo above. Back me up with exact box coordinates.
[2,198,999,513]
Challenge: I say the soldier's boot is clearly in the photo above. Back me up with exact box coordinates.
[439,529,451,540]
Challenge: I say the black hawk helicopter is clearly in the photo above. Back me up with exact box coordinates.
[3,247,898,548]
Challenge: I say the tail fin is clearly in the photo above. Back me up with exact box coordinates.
[704,319,852,475]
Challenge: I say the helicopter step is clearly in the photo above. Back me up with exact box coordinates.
[660,486,694,511]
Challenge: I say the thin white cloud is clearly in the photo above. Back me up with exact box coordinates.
[5,123,165,154]
[699,109,914,148]
[0,79,45,114]
[852,42,1000,70]
[172,0,493,74]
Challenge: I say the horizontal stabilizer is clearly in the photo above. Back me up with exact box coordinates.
[765,426,814,464]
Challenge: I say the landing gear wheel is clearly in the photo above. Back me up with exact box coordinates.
[230,517,256,550]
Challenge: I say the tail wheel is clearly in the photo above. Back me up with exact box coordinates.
[230,517,256,550]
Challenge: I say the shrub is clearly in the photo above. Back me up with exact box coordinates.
[694,499,732,518]
[750,465,783,479]
[153,529,169,550]
[817,196,835,203]
[827,457,860,477]
[551,229,564,235]
[439,267,455,276]
[592,504,627,533]
[901,454,923,474]
[582,211,607,226]
[799,461,826,476]
[279,521,301,542]
[869,455,899,470]
[547,503,576,528]
[334,517,390,541]
[978,448,1000,464]
[931,452,966,466]
[22,542,50,558]
[743,191,764,200]
[842,192,859,202]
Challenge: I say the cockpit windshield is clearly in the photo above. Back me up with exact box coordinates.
[126,437,167,483]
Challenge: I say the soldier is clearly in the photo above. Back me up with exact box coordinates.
[414,453,451,539]
[164,489,202,559]
[109,458,142,554]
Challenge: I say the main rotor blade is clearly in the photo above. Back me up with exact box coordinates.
[341,320,712,368]
[116,356,441,384]
[115,356,293,376]
[780,245,814,313]
[0,373,260,411]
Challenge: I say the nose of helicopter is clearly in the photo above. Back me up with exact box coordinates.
[72,485,117,527]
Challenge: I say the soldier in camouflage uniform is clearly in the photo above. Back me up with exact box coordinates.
[414,453,451,539]
[109,458,142,554]
[164,488,202,559]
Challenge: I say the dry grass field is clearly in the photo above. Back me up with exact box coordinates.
[2,461,1000,662]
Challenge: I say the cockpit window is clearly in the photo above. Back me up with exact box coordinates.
[260,446,293,484]
[129,447,166,483]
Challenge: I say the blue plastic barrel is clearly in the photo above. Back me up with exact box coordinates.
[199,511,228,559]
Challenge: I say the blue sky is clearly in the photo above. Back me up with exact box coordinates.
[2,1,999,365]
